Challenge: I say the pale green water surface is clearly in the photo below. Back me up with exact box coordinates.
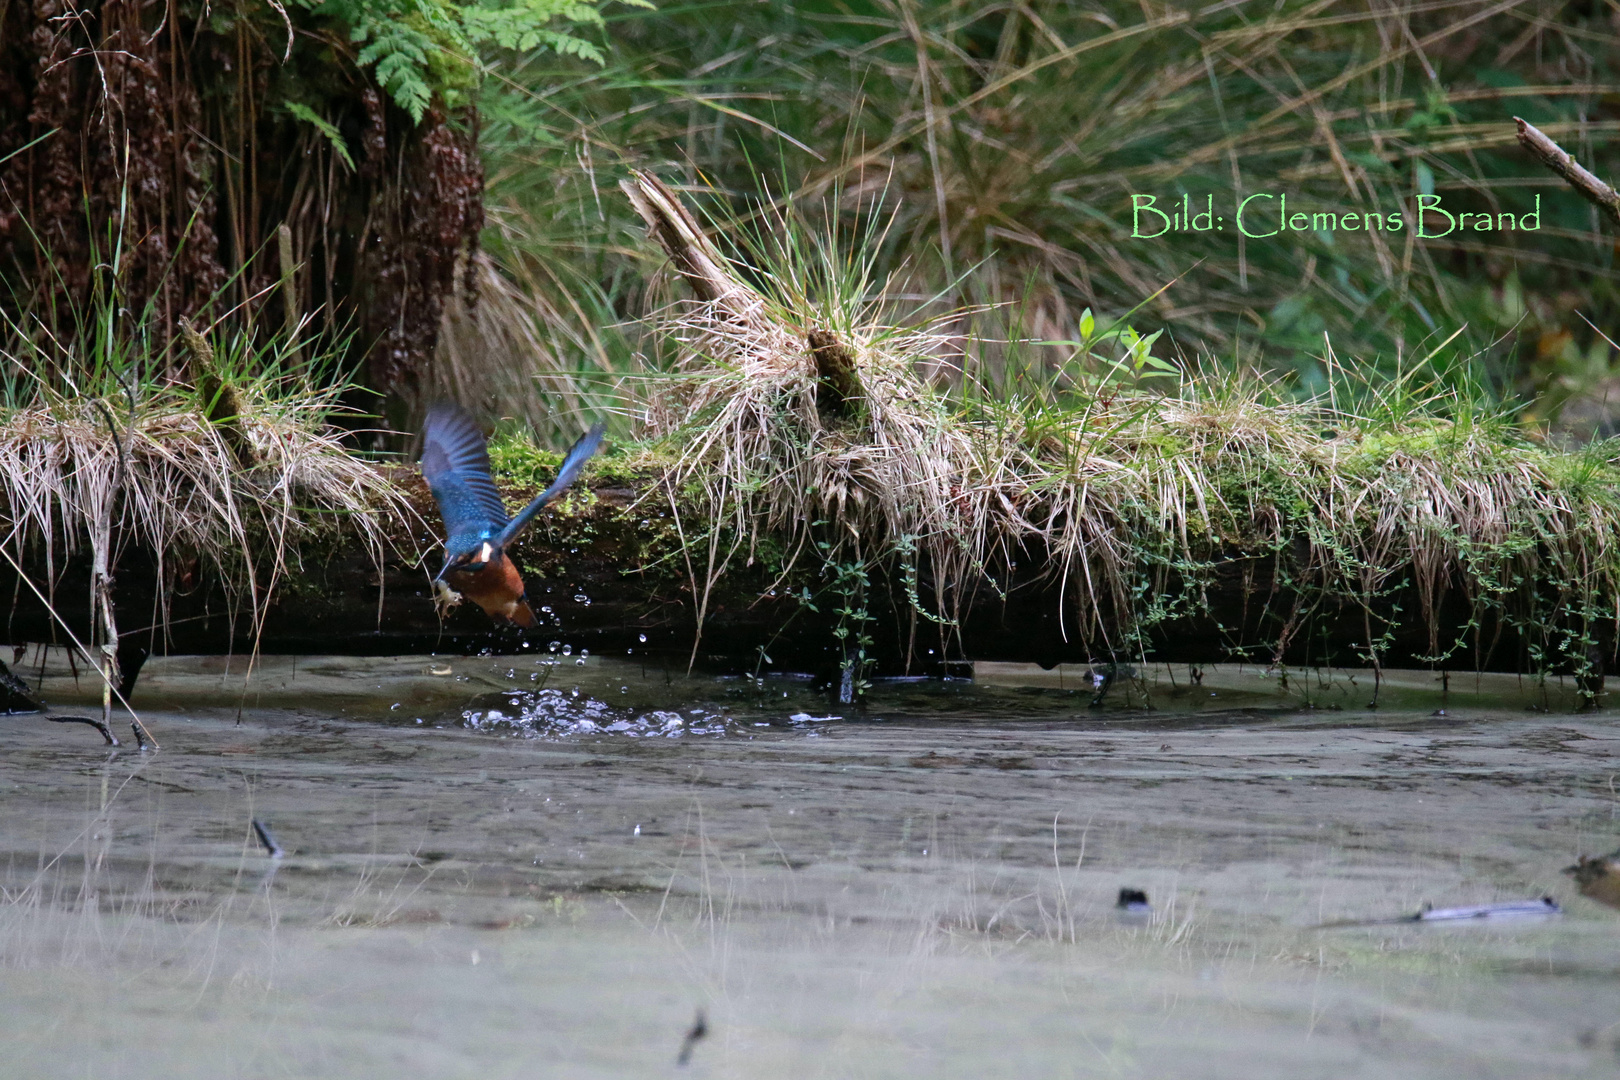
[2,654,1618,1078]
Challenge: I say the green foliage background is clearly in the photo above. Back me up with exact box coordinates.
[445,0,1620,443]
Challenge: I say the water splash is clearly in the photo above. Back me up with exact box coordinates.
[461,689,741,738]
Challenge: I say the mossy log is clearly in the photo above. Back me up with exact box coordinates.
[0,470,1605,695]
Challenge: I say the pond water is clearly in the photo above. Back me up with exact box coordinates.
[3,654,1619,1078]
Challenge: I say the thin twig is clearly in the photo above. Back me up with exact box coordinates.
[46,713,120,746]
[1514,116,1620,228]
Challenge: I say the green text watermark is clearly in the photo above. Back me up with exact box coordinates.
[1129,193,1541,239]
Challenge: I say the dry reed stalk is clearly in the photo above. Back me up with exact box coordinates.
[1515,117,1620,228]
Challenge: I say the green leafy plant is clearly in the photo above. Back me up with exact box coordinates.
[293,0,647,121]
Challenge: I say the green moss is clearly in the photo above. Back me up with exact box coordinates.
[488,431,683,492]
[487,431,565,488]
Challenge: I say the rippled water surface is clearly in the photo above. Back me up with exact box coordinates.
[3,654,1619,1078]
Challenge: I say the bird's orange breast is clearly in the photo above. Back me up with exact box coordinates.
[445,554,535,627]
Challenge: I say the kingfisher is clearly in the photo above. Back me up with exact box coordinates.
[420,402,605,628]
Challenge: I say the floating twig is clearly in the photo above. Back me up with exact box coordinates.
[45,713,120,746]
[1317,896,1561,928]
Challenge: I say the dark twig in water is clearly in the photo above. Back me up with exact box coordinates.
[0,544,159,749]
[46,714,121,746]
[1116,886,1152,923]
[1116,888,1151,911]
[0,658,121,745]
[675,1008,707,1067]
[1514,117,1620,228]
[252,819,286,859]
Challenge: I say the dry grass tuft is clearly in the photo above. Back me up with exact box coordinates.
[627,174,1620,683]
[0,358,414,706]
[410,250,619,442]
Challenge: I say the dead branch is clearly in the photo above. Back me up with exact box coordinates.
[621,171,755,313]
[1514,117,1620,228]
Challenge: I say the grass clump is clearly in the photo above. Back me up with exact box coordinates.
[625,174,1620,693]
[0,272,414,724]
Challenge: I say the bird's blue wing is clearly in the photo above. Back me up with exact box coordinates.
[421,402,508,547]
[494,422,606,549]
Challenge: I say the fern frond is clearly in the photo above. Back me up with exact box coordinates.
[297,0,630,121]
[286,102,358,170]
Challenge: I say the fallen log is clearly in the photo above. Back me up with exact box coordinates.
[0,469,1606,700]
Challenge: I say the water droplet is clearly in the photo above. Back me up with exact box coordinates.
[562,645,572,656]
[574,593,591,606]
[638,633,647,643]
[633,824,641,836]
[580,649,589,659]
[626,648,634,655]
[548,641,560,653]
[540,605,553,614]
[390,702,401,710]
[575,658,586,666]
